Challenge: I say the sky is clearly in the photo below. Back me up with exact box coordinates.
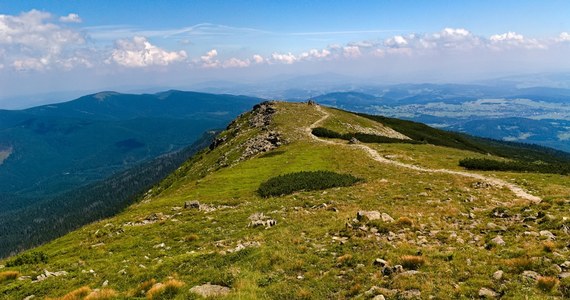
[1,0,570,108]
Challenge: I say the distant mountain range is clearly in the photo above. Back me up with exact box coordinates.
[0,90,261,212]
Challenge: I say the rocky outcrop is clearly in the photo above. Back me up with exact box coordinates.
[240,131,282,160]
[190,284,231,297]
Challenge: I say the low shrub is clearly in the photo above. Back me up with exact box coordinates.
[459,158,570,175]
[257,171,362,197]
[311,127,421,145]
[6,251,48,267]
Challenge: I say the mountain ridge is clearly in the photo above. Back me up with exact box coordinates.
[2,101,570,299]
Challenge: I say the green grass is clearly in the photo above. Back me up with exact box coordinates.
[1,102,569,299]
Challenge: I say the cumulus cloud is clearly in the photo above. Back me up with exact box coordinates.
[0,10,87,71]
[108,36,187,67]
[59,13,82,23]
[252,54,265,64]
[342,46,361,58]
[199,49,220,68]
[271,52,297,64]
[558,32,570,42]
[223,57,250,68]
[299,48,331,60]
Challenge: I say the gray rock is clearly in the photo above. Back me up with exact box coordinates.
[400,289,421,299]
[491,236,505,246]
[478,287,499,298]
[348,137,359,144]
[381,213,395,223]
[23,296,35,300]
[357,210,381,221]
[190,283,231,297]
[559,272,570,279]
[522,270,540,281]
[539,230,556,240]
[184,200,200,209]
[493,270,504,280]
[373,258,389,267]
[372,295,386,300]
[561,261,570,269]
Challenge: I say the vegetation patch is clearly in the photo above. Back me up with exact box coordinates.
[257,171,362,197]
[459,158,570,175]
[312,127,421,144]
[6,251,48,267]
[0,271,19,283]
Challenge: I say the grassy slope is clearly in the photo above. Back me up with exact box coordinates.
[1,103,570,299]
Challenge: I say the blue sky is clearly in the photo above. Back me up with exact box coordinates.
[1,1,570,107]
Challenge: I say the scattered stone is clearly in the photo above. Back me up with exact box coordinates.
[348,137,359,144]
[400,289,421,299]
[472,181,492,189]
[241,131,283,160]
[91,242,105,248]
[381,213,395,223]
[184,200,200,209]
[491,236,505,246]
[153,243,166,249]
[478,287,499,298]
[23,296,35,300]
[0,265,4,269]
[248,212,277,229]
[357,210,381,221]
[33,270,67,282]
[493,270,504,280]
[18,276,32,281]
[559,272,570,279]
[373,258,389,267]
[226,241,261,253]
[118,269,126,275]
[102,280,109,287]
[561,261,570,269]
[372,295,386,300]
[539,230,556,240]
[522,270,540,281]
[190,283,231,297]
[307,99,317,106]
[524,231,539,237]
[375,288,398,298]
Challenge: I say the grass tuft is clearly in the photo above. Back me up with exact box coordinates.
[55,286,92,300]
[146,279,184,300]
[85,289,119,300]
[400,255,425,270]
[0,271,19,282]
[537,276,559,292]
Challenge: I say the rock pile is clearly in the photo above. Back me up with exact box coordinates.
[248,212,277,229]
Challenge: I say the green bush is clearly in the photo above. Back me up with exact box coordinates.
[459,158,570,175]
[6,251,48,267]
[257,171,362,197]
[312,127,421,145]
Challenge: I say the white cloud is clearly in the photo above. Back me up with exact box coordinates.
[199,49,220,68]
[252,54,264,64]
[298,48,331,60]
[490,31,524,42]
[558,32,570,42]
[223,57,250,68]
[59,13,82,23]
[0,10,87,70]
[271,52,297,64]
[343,46,361,58]
[108,36,187,67]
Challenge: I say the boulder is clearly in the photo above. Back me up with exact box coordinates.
[522,270,540,281]
[184,201,200,209]
[357,210,381,221]
[190,284,231,297]
[478,287,499,298]
[493,270,504,280]
[491,236,505,246]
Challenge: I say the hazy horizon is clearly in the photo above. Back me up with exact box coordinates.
[1,1,569,107]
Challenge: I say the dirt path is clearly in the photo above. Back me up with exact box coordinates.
[308,105,542,203]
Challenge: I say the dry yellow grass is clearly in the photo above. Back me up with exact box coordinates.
[146,279,184,299]
[543,240,556,252]
[396,216,414,227]
[55,286,92,300]
[537,276,559,291]
[0,271,19,282]
[400,255,425,270]
[84,289,119,300]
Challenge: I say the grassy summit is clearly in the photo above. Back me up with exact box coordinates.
[1,102,570,299]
